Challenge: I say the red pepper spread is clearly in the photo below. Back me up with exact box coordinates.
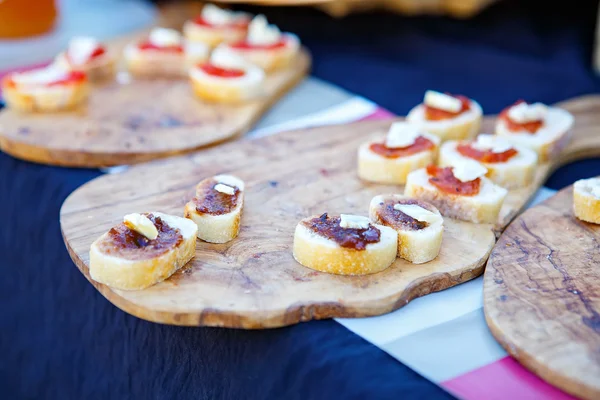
[199,64,245,78]
[456,143,517,163]
[6,70,86,88]
[194,179,240,215]
[373,199,435,231]
[230,38,288,51]
[138,41,183,53]
[426,165,481,196]
[499,100,543,134]
[66,46,106,65]
[99,213,183,261]
[192,16,249,30]
[369,136,435,158]
[302,213,381,251]
[424,94,471,121]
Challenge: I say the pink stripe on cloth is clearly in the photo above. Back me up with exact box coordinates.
[358,107,395,121]
[442,356,576,400]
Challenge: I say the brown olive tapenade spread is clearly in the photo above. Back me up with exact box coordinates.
[301,213,380,250]
[194,179,240,215]
[98,213,183,261]
[374,199,436,231]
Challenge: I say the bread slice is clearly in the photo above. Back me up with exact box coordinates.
[358,132,440,185]
[2,76,89,113]
[55,51,116,83]
[183,20,248,47]
[292,214,398,275]
[89,212,198,291]
[439,140,537,189]
[189,64,264,104]
[369,195,443,264]
[184,175,245,243]
[573,178,600,224]
[124,42,208,78]
[495,106,573,163]
[404,168,507,224]
[223,34,300,72]
[406,99,482,141]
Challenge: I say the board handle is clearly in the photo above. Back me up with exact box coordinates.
[556,95,600,167]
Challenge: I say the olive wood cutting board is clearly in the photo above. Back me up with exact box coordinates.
[484,183,600,400]
[0,4,311,168]
[60,95,595,329]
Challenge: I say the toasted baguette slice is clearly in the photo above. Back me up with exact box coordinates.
[573,178,600,224]
[439,140,537,189]
[293,214,398,275]
[55,51,116,83]
[358,132,440,185]
[2,76,89,113]
[89,212,198,290]
[369,195,443,264]
[189,64,264,104]
[222,34,300,72]
[183,20,248,47]
[405,168,507,224]
[184,175,245,243]
[495,106,573,163]
[406,99,482,141]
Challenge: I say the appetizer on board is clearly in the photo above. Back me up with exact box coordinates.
[495,100,574,162]
[183,4,251,47]
[124,27,209,78]
[358,121,441,185]
[573,177,600,224]
[293,213,398,275]
[184,174,245,243]
[222,15,300,72]
[406,90,483,141]
[405,159,508,224]
[369,195,443,264]
[54,36,116,82]
[2,63,88,112]
[89,212,198,290]
[189,46,265,104]
[439,134,538,189]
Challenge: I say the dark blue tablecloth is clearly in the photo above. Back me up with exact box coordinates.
[2,1,600,399]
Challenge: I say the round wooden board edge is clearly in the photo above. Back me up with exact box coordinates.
[0,49,311,168]
[62,223,494,329]
[483,185,600,400]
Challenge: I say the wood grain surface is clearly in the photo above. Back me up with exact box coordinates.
[484,184,600,400]
[59,95,596,329]
[0,4,311,168]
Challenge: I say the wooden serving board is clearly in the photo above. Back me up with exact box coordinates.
[0,9,311,168]
[484,184,600,400]
[60,95,594,329]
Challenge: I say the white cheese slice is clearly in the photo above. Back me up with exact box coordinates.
[148,27,182,48]
[247,15,281,46]
[507,102,547,124]
[339,214,370,230]
[385,122,420,148]
[202,4,234,25]
[591,186,600,199]
[68,36,100,66]
[210,46,249,70]
[123,213,158,240]
[471,134,514,153]
[393,204,440,224]
[424,90,462,113]
[214,183,235,195]
[451,158,488,183]
[215,174,245,190]
[11,64,68,86]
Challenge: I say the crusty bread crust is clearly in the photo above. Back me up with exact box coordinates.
[439,140,537,189]
[2,78,89,112]
[55,51,117,82]
[189,77,255,104]
[224,35,300,72]
[184,200,243,243]
[183,20,247,47]
[292,217,398,275]
[89,213,198,291]
[405,168,507,224]
[369,195,443,264]
[125,50,187,78]
[357,135,439,185]
[573,179,600,224]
